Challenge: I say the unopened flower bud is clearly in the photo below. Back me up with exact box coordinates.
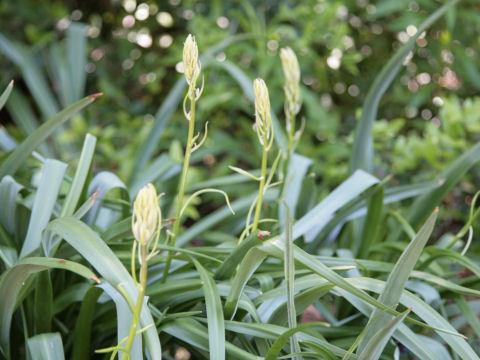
[183,34,201,88]
[253,78,273,149]
[280,47,301,117]
[132,183,161,246]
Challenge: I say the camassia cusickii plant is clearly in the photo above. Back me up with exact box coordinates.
[1,20,480,360]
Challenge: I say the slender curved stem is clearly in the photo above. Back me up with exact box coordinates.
[278,112,296,199]
[162,96,196,282]
[252,148,268,232]
[121,245,147,360]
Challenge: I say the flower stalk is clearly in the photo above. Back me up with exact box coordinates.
[251,78,274,232]
[162,34,203,282]
[122,183,162,360]
[279,47,302,198]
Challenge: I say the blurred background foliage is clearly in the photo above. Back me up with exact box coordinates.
[1,0,480,229]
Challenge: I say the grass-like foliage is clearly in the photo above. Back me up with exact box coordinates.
[1,2,480,359]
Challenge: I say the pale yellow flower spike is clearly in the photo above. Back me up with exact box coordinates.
[183,34,201,97]
[280,47,301,127]
[253,78,274,151]
[132,183,161,247]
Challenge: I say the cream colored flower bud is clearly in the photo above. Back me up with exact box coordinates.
[254,78,270,122]
[183,34,201,87]
[253,78,273,149]
[132,183,161,246]
[280,47,301,116]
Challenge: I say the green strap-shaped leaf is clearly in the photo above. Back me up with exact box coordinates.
[264,322,329,360]
[67,23,88,102]
[0,257,98,358]
[20,159,67,258]
[27,333,65,360]
[0,80,13,111]
[260,236,451,333]
[269,284,334,325]
[359,210,437,353]
[46,217,161,359]
[338,278,480,360]
[356,185,384,258]
[61,134,96,218]
[34,271,53,334]
[0,94,99,180]
[293,169,379,242]
[214,232,261,280]
[279,153,312,227]
[85,171,129,230]
[282,203,301,358]
[192,258,225,360]
[161,318,260,360]
[358,309,410,360]
[0,35,59,120]
[71,286,102,360]
[0,175,23,235]
[224,247,267,319]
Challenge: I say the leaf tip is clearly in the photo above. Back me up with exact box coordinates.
[438,178,446,185]
[92,189,100,201]
[434,207,439,213]
[257,229,271,241]
[9,80,14,87]
[91,275,101,284]
[88,92,104,100]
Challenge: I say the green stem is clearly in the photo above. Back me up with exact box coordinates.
[252,147,268,232]
[278,113,296,199]
[162,96,196,282]
[122,245,148,360]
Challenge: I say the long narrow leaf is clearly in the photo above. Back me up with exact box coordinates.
[340,278,479,360]
[293,169,379,241]
[0,35,59,119]
[20,159,67,258]
[0,80,14,111]
[0,94,100,179]
[224,248,266,319]
[0,257,98,358]
[67,23,87,102]
[358,209,437,352]
[46,217,161,359]
[358,309,410,360]
[192,258,225,360]
[27,333,65,360]
[71,286,102,360]
[283,203,300,358]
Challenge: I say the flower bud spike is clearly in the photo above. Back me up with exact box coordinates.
[280,47,301,117]
[132,183,162,247]
[253,78,274,151]
[183,34,200,88]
